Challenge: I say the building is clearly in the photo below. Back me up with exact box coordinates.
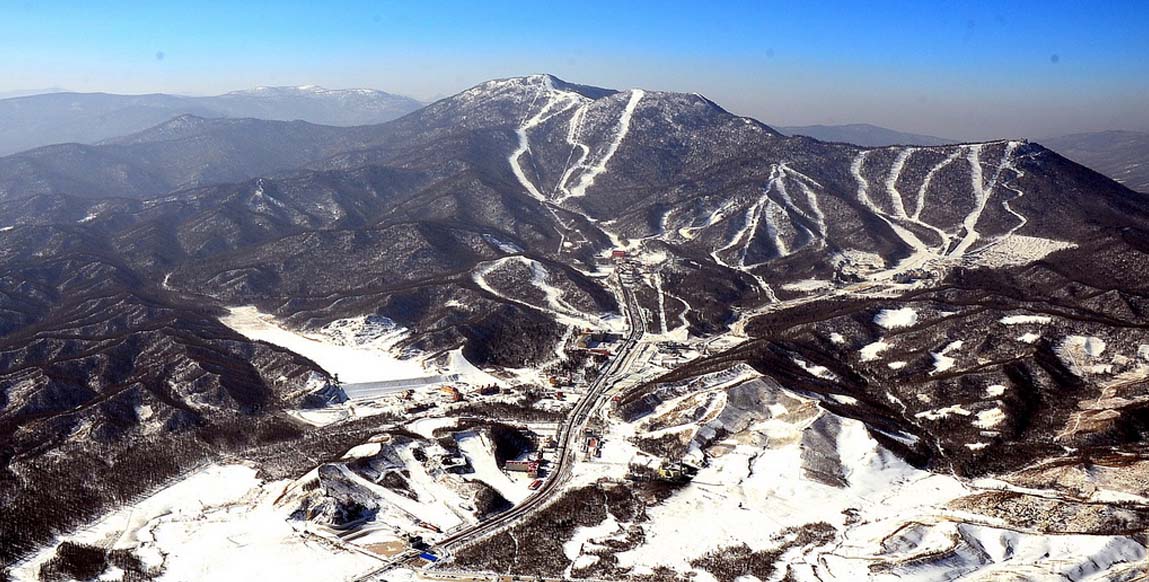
[438,454,469,474]
[505,459,540,478]
[657,461,699,482]
[611,250,627,259]
[440,385,463,402]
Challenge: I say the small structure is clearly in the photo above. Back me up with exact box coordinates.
[505,459,540,478]
[657,461,699,482]
[585,436,602,459]
[440,385,463,402]
[611,249,627,260]
[438,454,469,473]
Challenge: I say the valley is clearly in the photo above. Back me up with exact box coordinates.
[3,74,1149,581]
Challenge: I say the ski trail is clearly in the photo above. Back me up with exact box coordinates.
[679,198,738,240]
[851,151,930,254]
[565,89,644,199]
[950,142,1017,256]
[653,271,669,335]
[971,141,1029,252]
[756,198,789,261]
[885,148,914,219]
[472,257,601,328]
[508,80,581,201]
[707,198,777,302]
[782,165,827,239]
[552,102,591,199]
[999,142,1029,238]
[664,290,692,333]
[766,164,819,249]
[526,259,585,317]
[913,149,963,221]
[712,199,760,261]
[887,147,951,250]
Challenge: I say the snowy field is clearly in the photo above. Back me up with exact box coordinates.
[221,306,426,383]
[556,369,1148,581]
[11,465,379,582]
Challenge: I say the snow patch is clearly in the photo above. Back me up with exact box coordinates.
[873,307,918,329]
[859,340,890,362]
[999,314,1053,325]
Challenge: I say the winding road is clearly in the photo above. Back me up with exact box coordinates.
[354,268,646,580]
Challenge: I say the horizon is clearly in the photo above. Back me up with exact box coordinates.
[2,0,1147,140]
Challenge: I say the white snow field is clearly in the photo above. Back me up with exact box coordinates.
[12,465,379,582]
[873,307,918,329]
[571,375,1147,581]
[220,306,426,383]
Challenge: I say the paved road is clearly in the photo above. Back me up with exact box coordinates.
[355,271,646,580]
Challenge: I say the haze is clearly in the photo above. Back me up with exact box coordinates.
[2,0,1146,140]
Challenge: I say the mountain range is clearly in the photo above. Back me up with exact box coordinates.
[776,123,957,147]
[3,75,1149,580]
[0,86,423,156]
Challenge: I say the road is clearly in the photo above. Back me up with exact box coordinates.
[354,268,646,580]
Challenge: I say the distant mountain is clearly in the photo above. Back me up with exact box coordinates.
[207,85,423,126]
[1041,130,1149,193]
[0,86,422,155]
[0,88,67,99]
[777,123,957,147]
[0,115,388,200]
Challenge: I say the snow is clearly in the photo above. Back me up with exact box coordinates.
[1071,335,1107,358]
[564,515,620,562]
[887,361,907,370]
[219,306,426,383]
[859,340,890,362]
[1057,335,1111,376]
[471,256,620,330]
[792,357,837,380]
[782,278,832,292]
[407,416,460,439]
[343,442,383,459]
[914,404,972,421]
[969,234,1076,268]
[12,465,379,582]
[973,407,1005,429]
[929,340,964,375]
[950,145,991,256]
[482,233,523,253]
[613,394,984,579]
[455,431,530,504]
[986,384,1007,397]
[913,148,962,222]
[873,307,918,329]
[1000,314,1053,325]
[829,332,846,345]
[508,79,582,201]
[566,89,645,199]
[0,225,13,232]
[1018,332,1041,343]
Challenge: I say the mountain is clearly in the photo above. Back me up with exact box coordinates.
[0,88,67,99]
[0,115,396,201]
[0,86,422,156]
[4,74,1149,579]
[209,85,424,126]
[1042,130,1149,192]
[777,122,957,146]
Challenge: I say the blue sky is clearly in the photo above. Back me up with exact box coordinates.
[2,0,1146,139]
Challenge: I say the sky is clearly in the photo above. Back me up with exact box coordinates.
[1,0,1147,140]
